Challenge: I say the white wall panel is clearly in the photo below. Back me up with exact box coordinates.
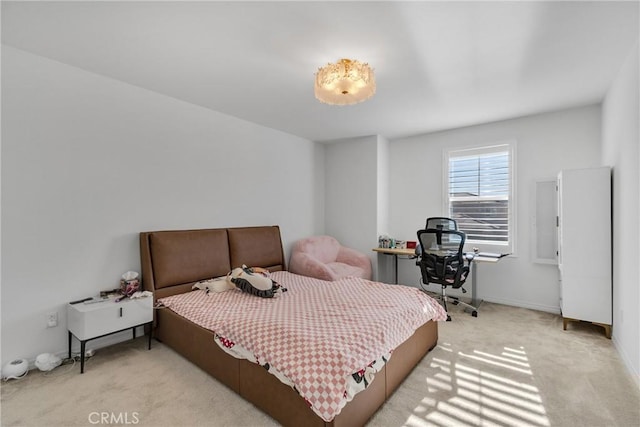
[1,46,324,364]
[389,106,602,312]
[324,136,378,275]
[602,41,640,383]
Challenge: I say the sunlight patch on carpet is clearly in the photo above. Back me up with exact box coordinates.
[408,346,550,426]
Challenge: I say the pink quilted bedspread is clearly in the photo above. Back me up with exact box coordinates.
[158,271,446,421]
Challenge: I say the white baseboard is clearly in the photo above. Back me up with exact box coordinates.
[612,335,640,389]
[481,296,560,314]
[414,284,561,314]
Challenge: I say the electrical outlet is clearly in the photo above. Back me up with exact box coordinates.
[46,312,58,328]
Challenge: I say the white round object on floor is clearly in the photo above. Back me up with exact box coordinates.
[2,359,29,380]
[35,353,62,372]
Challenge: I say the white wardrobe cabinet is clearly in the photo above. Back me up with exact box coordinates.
[557,166,611,338]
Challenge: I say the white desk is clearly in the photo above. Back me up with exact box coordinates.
[373,248,507,310]
[468,254,506,308]
[372,247,416,284]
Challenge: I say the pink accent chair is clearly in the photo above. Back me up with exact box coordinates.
[289,236,372,281]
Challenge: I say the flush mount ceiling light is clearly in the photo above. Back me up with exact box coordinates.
[314,58,376,105]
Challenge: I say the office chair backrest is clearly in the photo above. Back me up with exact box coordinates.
[417,228,468,289]
[425,217,458,231]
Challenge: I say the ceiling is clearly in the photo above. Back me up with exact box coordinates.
[2,1,638,142]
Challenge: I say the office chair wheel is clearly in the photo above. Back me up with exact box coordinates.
[446,315,451,322]
[472,311,478,317]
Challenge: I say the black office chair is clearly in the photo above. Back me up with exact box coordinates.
[417,228,477,321]
[415,217,459,257]
[425,217,458,230]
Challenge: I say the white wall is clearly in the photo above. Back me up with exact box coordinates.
[324,136,379,275]
[388,106,602,312]
[376,136,390,238]
[601,41,639,383]
[375,136,390,281]
[1,46,324,365]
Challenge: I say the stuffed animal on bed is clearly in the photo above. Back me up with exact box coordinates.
[192,265,287,298]
[227,265,287,298]
[192,277,234,293]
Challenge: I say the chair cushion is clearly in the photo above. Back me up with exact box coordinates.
[295,236,341,263]
[289,236,371,281]
[327,262,366,279]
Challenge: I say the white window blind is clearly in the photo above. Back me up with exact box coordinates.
[446,144,513,245]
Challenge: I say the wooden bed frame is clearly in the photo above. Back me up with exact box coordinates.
[140,225,438,426]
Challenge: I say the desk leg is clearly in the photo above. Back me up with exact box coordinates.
[394,254,399,284]
[470,261,482,309]
[378,253,397,284]
[80,340,86,374]
[471,261,477,306]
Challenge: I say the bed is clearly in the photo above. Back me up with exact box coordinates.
[140,225,444,426]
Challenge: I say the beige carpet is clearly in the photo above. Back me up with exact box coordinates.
[2,302,638,426]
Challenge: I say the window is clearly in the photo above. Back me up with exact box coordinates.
[445,142,515,249]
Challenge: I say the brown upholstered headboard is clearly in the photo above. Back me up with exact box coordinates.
[140,225,286,300]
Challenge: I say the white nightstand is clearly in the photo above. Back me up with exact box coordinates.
[67,296,153,373]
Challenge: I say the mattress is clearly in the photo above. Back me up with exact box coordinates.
[158,271,446,421]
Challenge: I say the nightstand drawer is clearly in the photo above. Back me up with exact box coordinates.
[68,297,153,340]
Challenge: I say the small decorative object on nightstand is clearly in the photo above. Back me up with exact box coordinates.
[67,296,153,373]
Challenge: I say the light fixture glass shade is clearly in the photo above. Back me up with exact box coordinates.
[314,59,376,105]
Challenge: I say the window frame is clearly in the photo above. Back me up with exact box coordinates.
[442,140,517,254]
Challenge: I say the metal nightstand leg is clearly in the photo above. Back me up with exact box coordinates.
[80,340,87,373]
[148,322,152,350]
[69,321,153,374]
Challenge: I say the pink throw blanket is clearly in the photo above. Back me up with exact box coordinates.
[159,271,446,421]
